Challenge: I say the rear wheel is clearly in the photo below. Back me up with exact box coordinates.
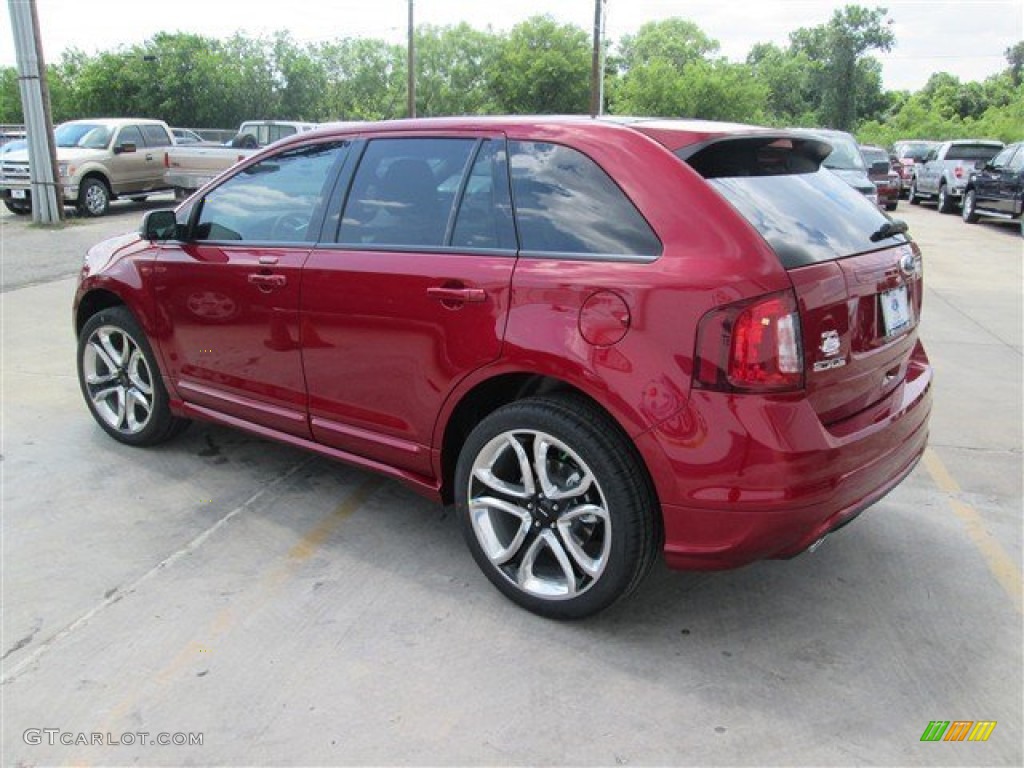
[961,189,979,223]
[937,183,955,214]
[455,394,658,619]
[77,306,189,446]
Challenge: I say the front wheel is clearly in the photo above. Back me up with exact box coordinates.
[455,395,658,619]
[962,189,979,223]
[77,178,110,217]
[4,199,30,215]
[908,180,921,205]
[77,306,189,446]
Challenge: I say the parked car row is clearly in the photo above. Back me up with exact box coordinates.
[903,139,1023,234]
[0,119,317,217]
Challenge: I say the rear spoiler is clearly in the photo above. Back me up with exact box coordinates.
[675,133,834,179]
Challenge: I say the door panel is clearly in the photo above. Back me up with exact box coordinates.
[152,244,312,437]
[301,135,517,474]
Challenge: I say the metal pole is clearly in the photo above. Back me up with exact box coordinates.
[589,0,601,117]
[407,0,416,118]
[598,0,607,116]
[7,0,62,223]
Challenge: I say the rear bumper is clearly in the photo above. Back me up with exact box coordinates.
[638,341,933,570]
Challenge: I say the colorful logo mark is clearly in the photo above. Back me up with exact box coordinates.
[920,721,997,742]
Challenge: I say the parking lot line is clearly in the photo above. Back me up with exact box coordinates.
[922,447,1022,614]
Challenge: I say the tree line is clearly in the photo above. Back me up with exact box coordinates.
[1,5,1021,145]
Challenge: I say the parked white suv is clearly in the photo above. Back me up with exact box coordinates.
[0,118,175,216]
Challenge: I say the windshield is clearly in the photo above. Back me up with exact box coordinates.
[55,123,112,149]
[821,136,866,171]
[861,147,888,165]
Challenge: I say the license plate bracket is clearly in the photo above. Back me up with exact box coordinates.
[881,285,911,336]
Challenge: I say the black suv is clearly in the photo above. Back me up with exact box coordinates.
[962,141,1024,234]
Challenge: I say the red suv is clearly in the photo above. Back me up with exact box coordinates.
[74,117,932,618]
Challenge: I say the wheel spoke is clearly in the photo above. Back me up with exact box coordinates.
[518,529,577,597]
[98,330,126,368]
[472,434,534,499]
[88,338,119,377]
[470,497,532,565]
[533,435,593,500]
[125,388,152,432]
[556,504,611,578]
[127,350,152,394]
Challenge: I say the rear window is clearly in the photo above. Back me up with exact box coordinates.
[946,144,1001,161]
[681,138,905,269]
[861,147,888,165]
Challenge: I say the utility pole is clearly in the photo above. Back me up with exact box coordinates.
[407,0,416,118]
[8,0,62,223]
[589,0,605,117]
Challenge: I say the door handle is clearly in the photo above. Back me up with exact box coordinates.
[427,286,486,303]
[248,273,287,289]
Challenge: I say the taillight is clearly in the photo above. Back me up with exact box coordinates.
[163,151,170,168]
[695,290,804,393]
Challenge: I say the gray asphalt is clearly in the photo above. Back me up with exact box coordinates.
[1,200,1021,766]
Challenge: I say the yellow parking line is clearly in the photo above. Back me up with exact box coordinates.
[922,448,1022,614]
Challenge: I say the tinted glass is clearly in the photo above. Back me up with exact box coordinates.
[820,135,866,171]
[946,144,1002,161]
[338,138,475,249]
[1008,147,1024,172]
[990,146,1016,168]
[140,124,171,147]
[55,123,112,149]
[117,126,144,148]
[508,141,661,259]
[451,141,517,251]
[705,168,905,268]
[193,141,347,242]
[860,147,888,165]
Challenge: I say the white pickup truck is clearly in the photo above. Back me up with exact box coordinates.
[163,120,317,198]
[908,139,1004,213]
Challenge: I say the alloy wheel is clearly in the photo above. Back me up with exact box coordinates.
[81,324,154,435]
[467,429,611,600]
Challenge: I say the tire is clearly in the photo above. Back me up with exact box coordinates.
[937,183,955,214]
[962,189,979,223]
[77,306,189,446]
[908,180,921,205]
[4,200,30,215]
[77,177,110,217]
[455,394,658,619]
[885,201,898,212]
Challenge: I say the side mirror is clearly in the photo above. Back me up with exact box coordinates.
[114,142,137,155]
[140,209,180,241]
[871,161,891,176]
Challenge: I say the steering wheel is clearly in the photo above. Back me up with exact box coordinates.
[270,211,310,241]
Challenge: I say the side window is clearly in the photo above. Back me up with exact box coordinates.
[1005,148,1023,172]
[451,140,517,251]
[338,137,476,249]
[270,125,298,143]
[193,141,348,243]
[508,141,661,259]
[117,125,144,149]
[140,125,171,148]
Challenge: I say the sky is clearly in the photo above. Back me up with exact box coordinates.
[2,0,1022,92]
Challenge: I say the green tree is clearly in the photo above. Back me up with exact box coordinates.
[1006,41,1024,86]
[414,24,500,116]
[318,38,405,120]
[618,18,718,71]
[789,5,894,130]
[746,42,817,125]
[488,16,590,114]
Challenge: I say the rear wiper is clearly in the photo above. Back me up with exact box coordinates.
[869,218,909,242]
